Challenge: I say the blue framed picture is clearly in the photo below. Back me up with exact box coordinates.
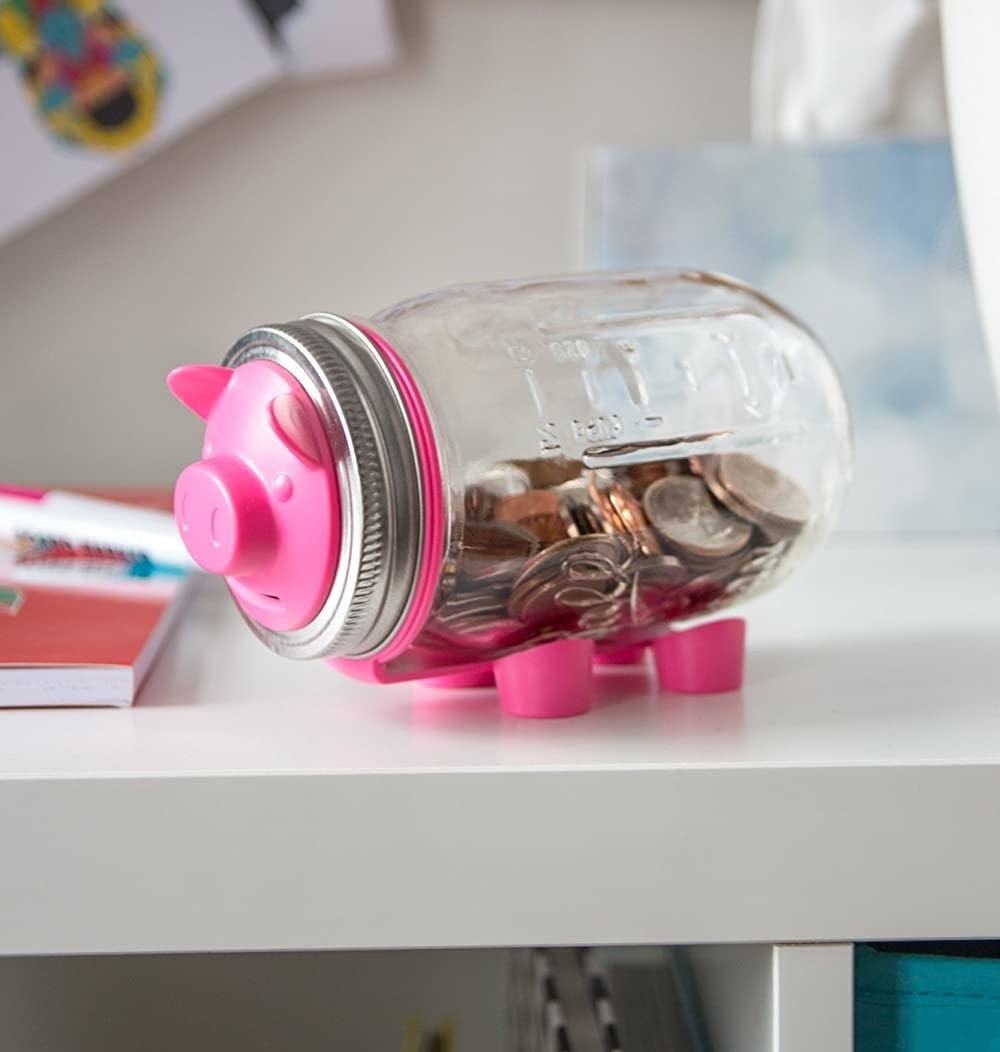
[589,140,1000,532]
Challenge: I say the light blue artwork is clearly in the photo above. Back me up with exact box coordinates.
[589,140,1000,532]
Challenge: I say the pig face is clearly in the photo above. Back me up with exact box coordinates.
[169,360,341,633]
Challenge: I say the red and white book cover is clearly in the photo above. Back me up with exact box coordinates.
[0,489,193,707]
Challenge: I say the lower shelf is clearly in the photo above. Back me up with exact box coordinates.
[0,943,856,1052]
[0,949,507,1052]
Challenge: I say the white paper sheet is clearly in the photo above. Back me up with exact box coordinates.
[256,0,398,76]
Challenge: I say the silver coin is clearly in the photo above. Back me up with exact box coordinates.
[634,553,688,588]
[431,589,528,649]
[578,596,632,632]
[510,579,586,628]
[437,591,507,625]
[642,475,753,560]
[620,555,689,629]
[681,570,730,613]
[708,454,810,538]
[738,538,790,574]
[562,551,620,583]
[511,571,630,626]
[723,538,793,598]
[558,575,629,606]
[509,534,632,626]
[627,553,692,620]
[429,618,528,651]
[513,534,631,593]
[627,569,646,622]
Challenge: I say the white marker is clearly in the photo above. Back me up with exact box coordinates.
[0,486,195,571]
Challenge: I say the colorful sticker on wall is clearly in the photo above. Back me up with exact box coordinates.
[0,585,24,615]
[0,0,165,151]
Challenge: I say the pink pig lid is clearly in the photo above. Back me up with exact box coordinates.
[169,317,425,661]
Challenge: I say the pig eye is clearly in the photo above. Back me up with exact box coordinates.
[269,394,322,465]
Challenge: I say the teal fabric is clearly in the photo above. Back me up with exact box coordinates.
[856,945,1000,1051]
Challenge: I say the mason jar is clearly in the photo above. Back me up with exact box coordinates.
[169,269,851,717]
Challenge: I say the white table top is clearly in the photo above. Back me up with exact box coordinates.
[1,538,998,954]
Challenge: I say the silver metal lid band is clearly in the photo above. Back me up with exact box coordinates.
[222,315,423,661]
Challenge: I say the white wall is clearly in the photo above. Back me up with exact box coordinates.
[0,0,756,485]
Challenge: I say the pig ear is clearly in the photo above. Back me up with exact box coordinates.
[269,393,322,464]
[167,365,232,420]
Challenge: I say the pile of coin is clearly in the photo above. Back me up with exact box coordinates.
[423,451,809,652]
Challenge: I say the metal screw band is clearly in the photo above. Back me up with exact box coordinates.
[222,315,423,660]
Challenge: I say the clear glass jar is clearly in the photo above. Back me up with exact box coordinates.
[169,269,851,686]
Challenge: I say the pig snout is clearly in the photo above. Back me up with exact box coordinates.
[174,455,276,577]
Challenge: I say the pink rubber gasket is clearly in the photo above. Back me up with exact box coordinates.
[329,322,446,677]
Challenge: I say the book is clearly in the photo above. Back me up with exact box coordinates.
[0,489,193,707]
[509,948,606,1052]
[509,948,709,1052]
[594,948,704,1052]
[549,949,607,1052]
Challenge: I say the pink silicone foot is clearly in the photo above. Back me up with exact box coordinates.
[494,638,596,718]
[594,644,648,667]
[422,665,496,689]
[652,618,746,694]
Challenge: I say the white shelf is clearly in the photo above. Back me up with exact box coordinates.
[1,538,998,955]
